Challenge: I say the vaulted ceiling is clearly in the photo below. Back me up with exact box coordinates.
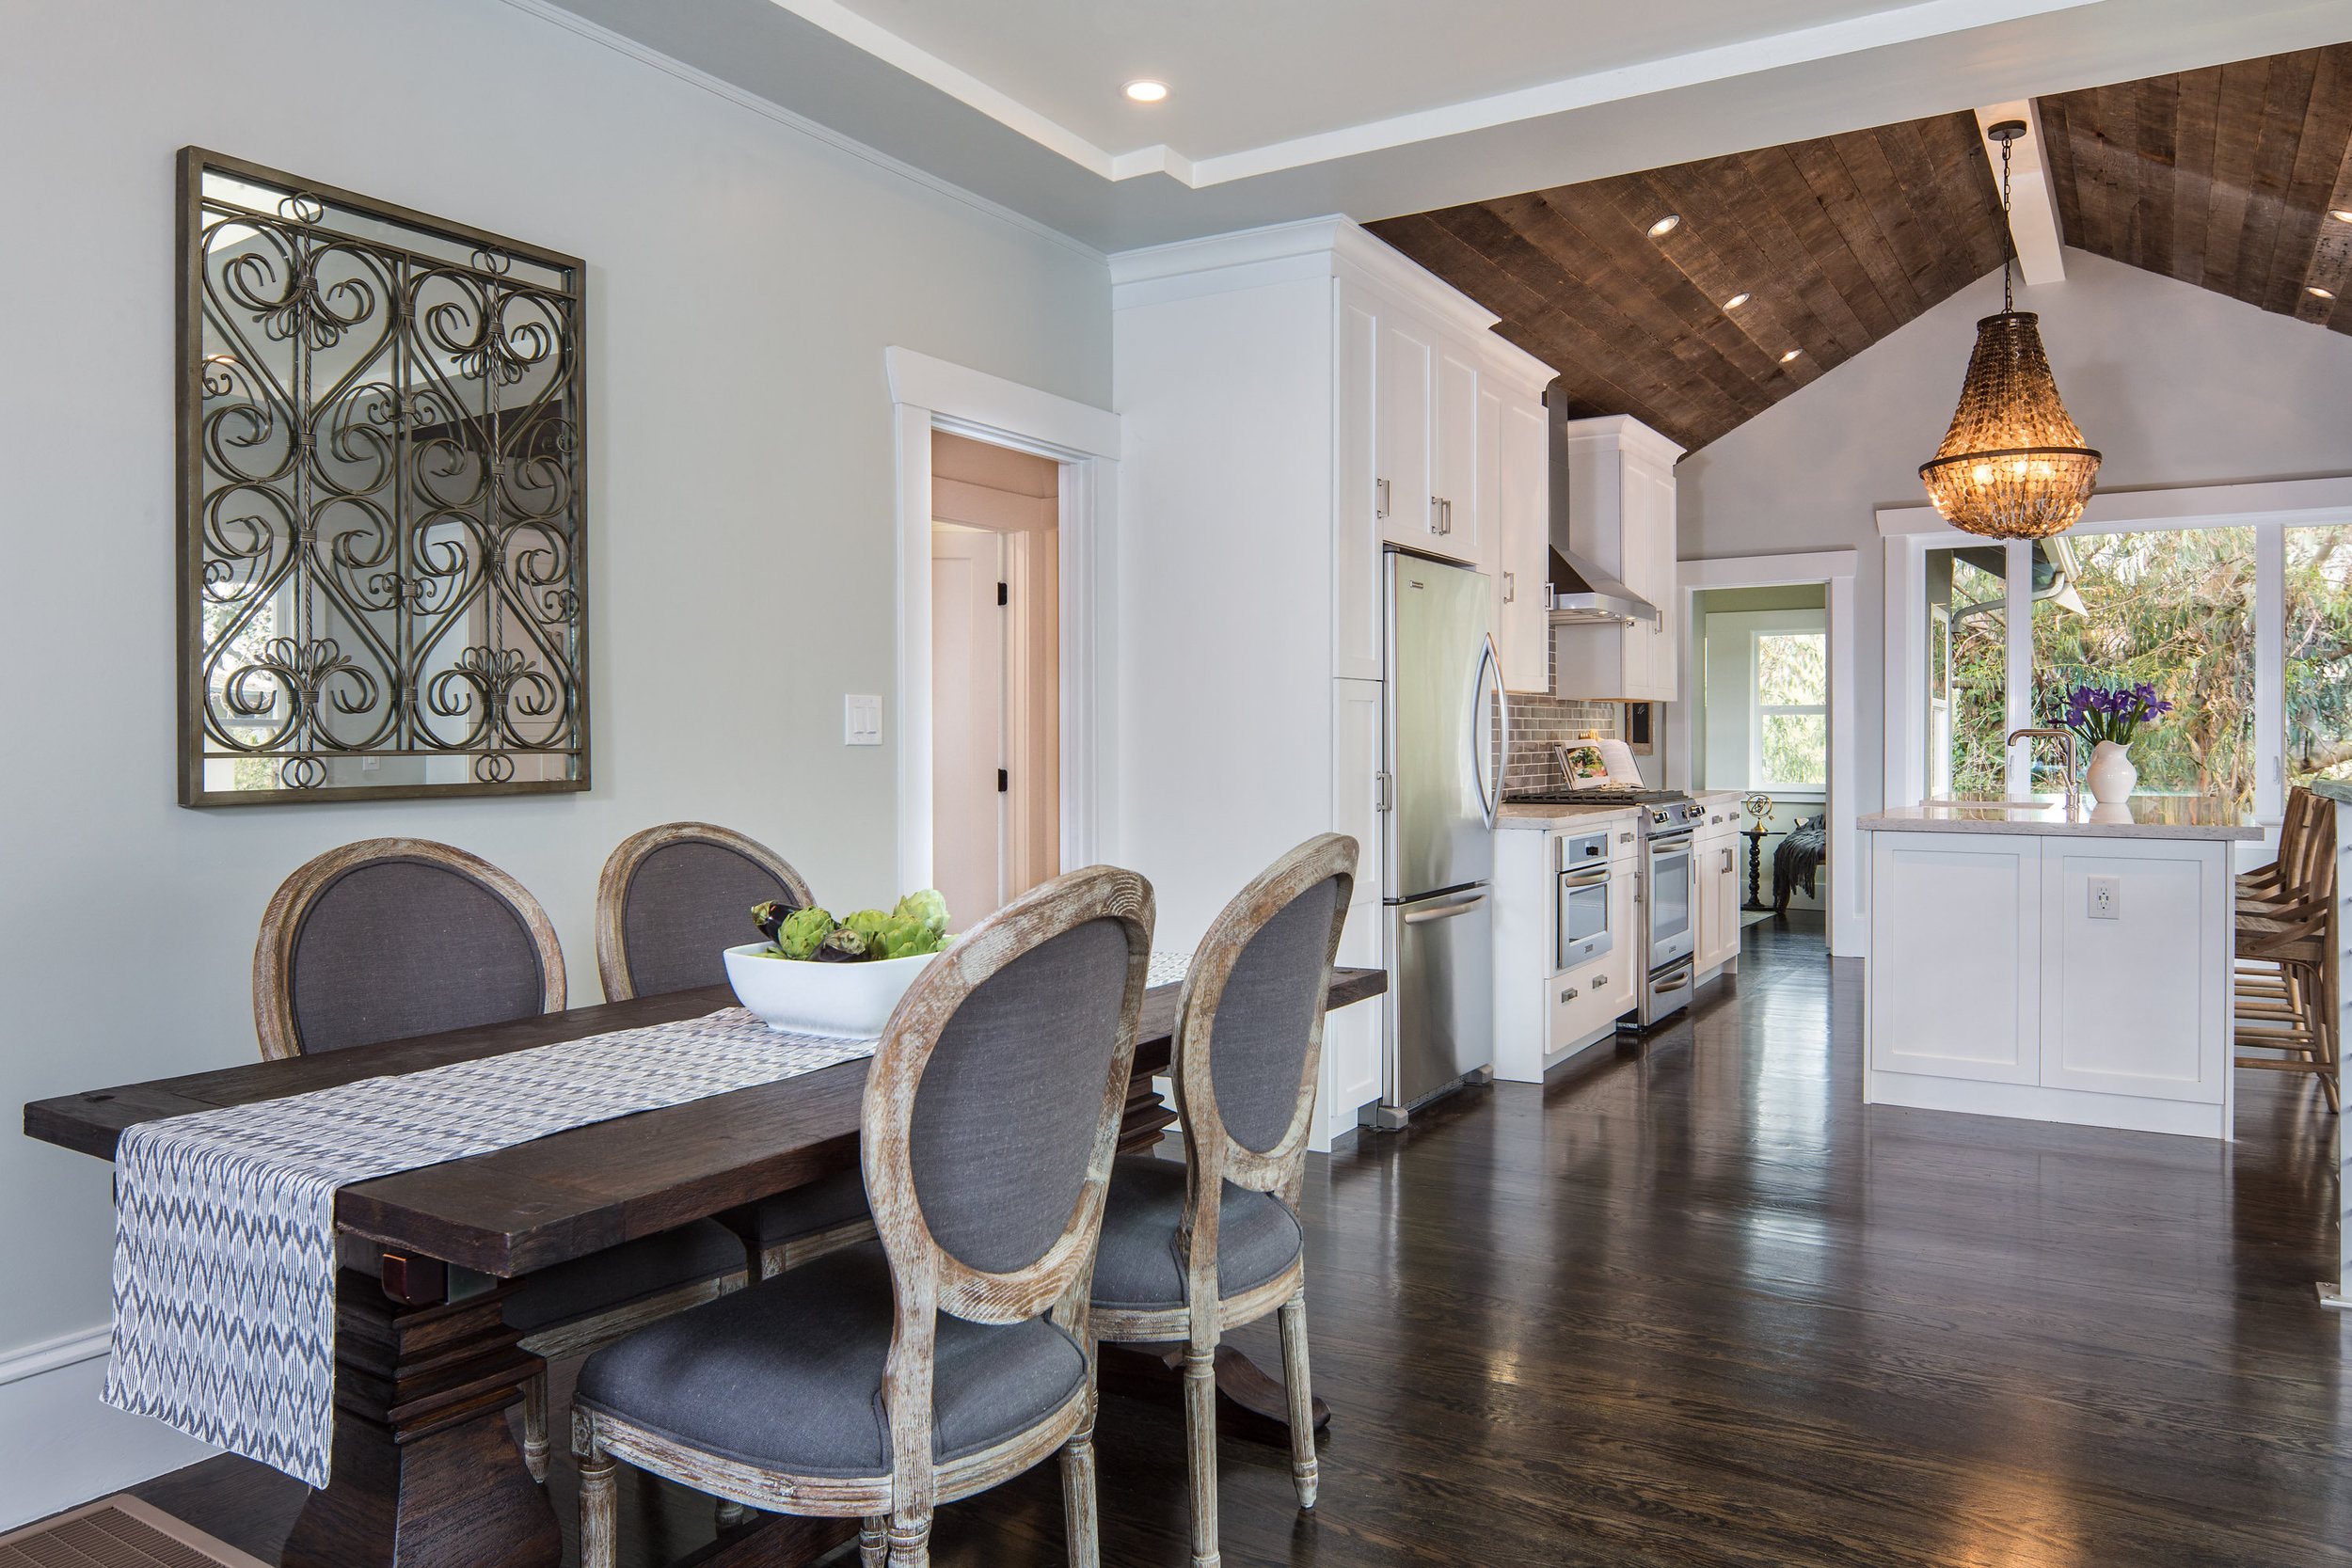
[1368,42,2352,455]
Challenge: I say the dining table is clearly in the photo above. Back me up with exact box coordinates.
[24,966,1386,1568]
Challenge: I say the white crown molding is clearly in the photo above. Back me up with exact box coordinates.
[1678,548,1860,586]
[1565,414,1687,467]
[885,348,1121,459]
[768,0,2101,190]
[494,0,1104,265]
[0,1326,108,1388]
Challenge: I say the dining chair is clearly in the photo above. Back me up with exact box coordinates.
[1088,833,1357,1568]
[572,863,1154,1568]
[596,821,875,1278]
[253,838,750,1483]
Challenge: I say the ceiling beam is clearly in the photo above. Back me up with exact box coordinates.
[1974,101,2067,285]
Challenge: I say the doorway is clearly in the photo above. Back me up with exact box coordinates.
[929,431,1058,926]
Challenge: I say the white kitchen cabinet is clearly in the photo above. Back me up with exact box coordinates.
[1693,815,1742,975]
[1111,216,1555,1148]
[1494,390,1549,689]
[1552,415,1684,703]
[1862,822,2236,1137]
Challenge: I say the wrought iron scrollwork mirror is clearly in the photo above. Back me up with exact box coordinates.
[178,148,588,805]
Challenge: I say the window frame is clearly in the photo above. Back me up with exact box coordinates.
[1881,481,2352,826]
[1751,627,1828,792]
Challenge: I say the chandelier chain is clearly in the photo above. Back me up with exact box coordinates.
[2000,134,2014,313]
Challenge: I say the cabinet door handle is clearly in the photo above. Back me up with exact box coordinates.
[1723,847,1734,873]
[1443,498,1454,535]
[1375,477,1391,519]
[1503,570,1515,603]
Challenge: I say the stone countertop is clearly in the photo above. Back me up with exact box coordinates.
[1858,796,2260,840]
[1495,800,1645,832]
[2314,780,2352,804]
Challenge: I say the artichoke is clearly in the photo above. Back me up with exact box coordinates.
[874,915,946,960]
[841,908,894,948]
[815,927,872,963]
[775,907,836,960]
[894,889,950,937]
[751,900,791,942]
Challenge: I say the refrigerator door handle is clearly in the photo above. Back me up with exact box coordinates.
[1403,891,1487,925]
[1471,633,1504,831]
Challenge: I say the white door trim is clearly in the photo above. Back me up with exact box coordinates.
[1669,548,1862,958]
[887,349,1119,895]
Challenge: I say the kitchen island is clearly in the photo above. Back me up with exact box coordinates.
[1858,797,2261,1139]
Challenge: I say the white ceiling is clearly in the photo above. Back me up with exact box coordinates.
[538,0,2352,252]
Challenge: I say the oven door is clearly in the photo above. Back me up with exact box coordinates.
[1645,832,1694,968]
[1555,865,1613,971]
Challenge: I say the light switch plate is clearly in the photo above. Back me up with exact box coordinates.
[844,694,882,746]
[2088,875,2120,920]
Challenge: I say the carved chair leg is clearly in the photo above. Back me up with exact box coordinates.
[860,1518,889,1568]
[1183,1340,1221,1568]
[886,1512,932,1568]
[577,1424,618,1568]
[520,1365,550,1483]
[1059,1386,1102,1568]
[1278,1286,1319,1508]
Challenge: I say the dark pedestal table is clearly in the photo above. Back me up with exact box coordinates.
[24,968,1385,1568]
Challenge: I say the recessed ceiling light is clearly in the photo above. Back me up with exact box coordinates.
[1780,349,1803,363]
[1724,293,1751,309]
[1647,214,1681,237]
[2311,285,2337,299]
[1124,79,1168,103]
[2332,209,2352,223]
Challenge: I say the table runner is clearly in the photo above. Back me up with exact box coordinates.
[103,1007,876,1487]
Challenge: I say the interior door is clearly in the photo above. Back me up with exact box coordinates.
[931,524,1006,925]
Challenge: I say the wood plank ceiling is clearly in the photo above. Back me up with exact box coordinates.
[1369,43,2352,456]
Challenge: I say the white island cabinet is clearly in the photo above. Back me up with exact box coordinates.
[1859,800,2261,1139]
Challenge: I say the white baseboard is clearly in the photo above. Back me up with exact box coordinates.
[0,1327,222,1532]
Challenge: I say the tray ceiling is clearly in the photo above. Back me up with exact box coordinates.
[1370,42,2352,454]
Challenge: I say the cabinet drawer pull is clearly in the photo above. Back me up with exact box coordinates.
[1560,987,1579,1003]
[1594,974,1608,987]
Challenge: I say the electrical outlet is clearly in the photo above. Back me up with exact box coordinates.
[844,694,882,747]
[2088,875,2121,920]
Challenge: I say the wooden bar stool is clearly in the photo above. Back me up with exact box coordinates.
[1088,834,1358,1568]
[2234,799,2339,1111]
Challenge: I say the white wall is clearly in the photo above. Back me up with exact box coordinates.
[0,0,1107,1524]
[1678,247,2352,820]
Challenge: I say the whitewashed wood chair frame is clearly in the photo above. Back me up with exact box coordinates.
[1090,833,1357,1568]
[253,836,567,1063]
[593,820,817,1004]
[575,864,1154,1568]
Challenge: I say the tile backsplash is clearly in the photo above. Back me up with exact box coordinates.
[1500,632,1626,796]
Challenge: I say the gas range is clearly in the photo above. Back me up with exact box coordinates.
[1510,789,1708,835]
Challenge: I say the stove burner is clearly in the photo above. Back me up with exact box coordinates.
[1510,788,1692,805]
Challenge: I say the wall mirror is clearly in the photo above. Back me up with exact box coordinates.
[179,148,588,805]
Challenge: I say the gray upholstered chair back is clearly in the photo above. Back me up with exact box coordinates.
[253,839,565,1059]
[863,864,1152,1325]
[1207,874,1344,1154]
[909,916,1136,1276]
[1173,834,1358,1194]
[596,824,814,1002]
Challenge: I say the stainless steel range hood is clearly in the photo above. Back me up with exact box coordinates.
[1546,390,1663,628]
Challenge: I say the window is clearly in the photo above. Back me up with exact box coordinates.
[2287,523,2352,786]
[1926,548,2008,799]
[1754,630,1826,788]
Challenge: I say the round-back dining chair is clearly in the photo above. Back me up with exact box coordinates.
[595,821,816,1004]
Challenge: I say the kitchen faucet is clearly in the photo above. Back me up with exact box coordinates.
[2006,727,2080,814]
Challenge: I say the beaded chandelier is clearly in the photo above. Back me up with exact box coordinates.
[1918,120,2101,540]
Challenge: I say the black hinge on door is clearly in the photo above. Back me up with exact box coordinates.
[997,768,1009,792]
[997,581,1008,606]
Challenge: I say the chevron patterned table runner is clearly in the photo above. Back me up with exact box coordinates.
[103,1007,877,1487]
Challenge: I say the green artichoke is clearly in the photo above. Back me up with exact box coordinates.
[815,927,872,963]
[775,907,836,960]
[874,915,946,960]
[841,909,894,948]
[751,900,791,942]
[894,889,950,937]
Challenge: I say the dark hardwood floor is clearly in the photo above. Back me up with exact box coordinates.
[133,923,2349,1566]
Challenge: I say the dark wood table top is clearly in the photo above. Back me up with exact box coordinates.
[24,968,1386,1277]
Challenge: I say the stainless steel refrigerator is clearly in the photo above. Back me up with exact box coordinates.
[1368,549,1502,1129]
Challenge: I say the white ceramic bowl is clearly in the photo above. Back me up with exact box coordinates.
[722,943,935,1038]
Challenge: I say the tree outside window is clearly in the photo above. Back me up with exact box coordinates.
[2287,523,2352,785]
[1755,631,1826,788]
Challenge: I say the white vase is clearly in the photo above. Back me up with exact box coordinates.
[2085,740,2137,805]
